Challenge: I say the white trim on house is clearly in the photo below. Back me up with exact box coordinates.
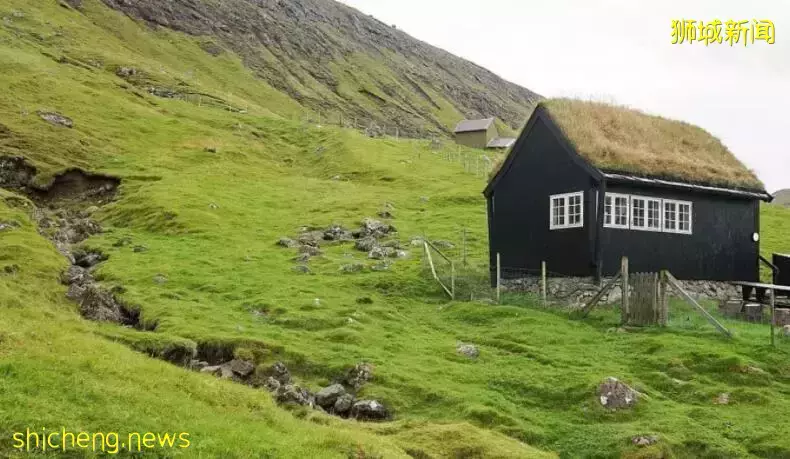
[662,199,693,235]
[601,192,693,235]
[549,191,584,230]
[603,193,630,229]
[630,195,663,232]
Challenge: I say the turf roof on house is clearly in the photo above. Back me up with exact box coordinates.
[504,99,765,191]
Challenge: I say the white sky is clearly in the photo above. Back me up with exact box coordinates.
[340,0,789,192]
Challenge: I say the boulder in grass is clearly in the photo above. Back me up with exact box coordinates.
[315,384,346,409]
[598,377,638,410]
[350,400,389,421]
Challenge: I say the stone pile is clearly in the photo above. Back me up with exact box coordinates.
[196,359,389,421]
[277,217,408,274]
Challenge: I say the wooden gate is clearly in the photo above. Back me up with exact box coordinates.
[622,272,668,326]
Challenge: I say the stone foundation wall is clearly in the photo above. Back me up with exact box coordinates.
[502,276,740,309]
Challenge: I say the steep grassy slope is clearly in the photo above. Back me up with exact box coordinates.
[97,0,541,137]
[2,2,790,459]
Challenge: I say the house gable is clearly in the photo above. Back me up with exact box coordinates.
[484,106,602,197]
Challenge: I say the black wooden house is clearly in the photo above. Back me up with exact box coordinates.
[484,99,773,282]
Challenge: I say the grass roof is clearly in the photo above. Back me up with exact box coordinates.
[521,99,764,190]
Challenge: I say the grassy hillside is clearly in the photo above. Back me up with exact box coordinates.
[2,1,790,458]
[773,189,790,208]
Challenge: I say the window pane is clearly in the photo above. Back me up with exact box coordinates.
[678,203,691,232]
[647,200,661,229]
[632,198,645,227]
[568,194,582,225]
[604,196,612,225]
[552,197,565,226]
[615,197,628,226]
[664,202,677,230]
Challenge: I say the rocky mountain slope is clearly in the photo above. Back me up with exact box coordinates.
[96,0,541,136]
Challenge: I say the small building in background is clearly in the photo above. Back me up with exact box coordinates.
[454,117,517,150]
[454,117,498,149]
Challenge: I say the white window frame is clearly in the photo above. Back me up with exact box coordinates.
[603,193,630,229]
[549,191,584,230]
[630,195,663,232]
[663,199,693,235]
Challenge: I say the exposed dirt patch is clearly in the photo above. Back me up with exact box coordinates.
[32,169,120,207]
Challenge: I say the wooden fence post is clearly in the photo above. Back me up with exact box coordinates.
[541,261,547,306]
[496,253,501,304]
[771,287,776,346]
[659,270,669,326]
[621,256,629,324]
[450,261,456,301]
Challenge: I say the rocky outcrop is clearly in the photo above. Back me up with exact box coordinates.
[99,0,541,137]
[598,377,639,410]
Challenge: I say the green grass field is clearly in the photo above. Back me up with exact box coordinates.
[1,1,790,458]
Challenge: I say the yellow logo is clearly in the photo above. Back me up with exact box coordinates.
[671,19,775,46]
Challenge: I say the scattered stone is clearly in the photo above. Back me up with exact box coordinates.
[341,263,366,274]
[714,392,730,405]
[359,217,395,239]
[783,325,790,337]
[115,67,137,78]
[632,435,658,447]
[297,230,324,247]
[299,245,322,256]
[69,283,138,325]
[265,362,291,385]
[354,237,378,252]
[60,265,91,285]
[73,249,107,268]
[381,240,401,249]
[3,264,19,275]
[598,377,638,410]
[331,175,341,181]
[208,202,219,209]
[395,250,408,258]
[275,384,314,407]
[456,342,479,359]
[333,393,354,415]
[350,400,389,421]
[263,376,281,392]
[204,146,217,153]
[228,359,255,378]
[323,224,353,241]
[132,245,148,253]
[292,265,311,274]
[377,211,394,219]
[152,274,168,284]
[37,111,73,128]
[606,327,627,334]
[315,384,346,409]
[277,237,300,248]
[0,220,20,231]
[189,360,209,370]
[410,236,424,247]
[356,297,373,305]
[419,196,429,202]
[368,246,398,259]
[344,362,374,390]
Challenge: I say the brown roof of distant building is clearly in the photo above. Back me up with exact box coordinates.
[454,117,495,133]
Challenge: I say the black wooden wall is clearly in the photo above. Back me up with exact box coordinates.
[599,183,760,281]
[487,116,596,279]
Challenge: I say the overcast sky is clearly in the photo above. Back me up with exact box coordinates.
[341,0,789,192]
